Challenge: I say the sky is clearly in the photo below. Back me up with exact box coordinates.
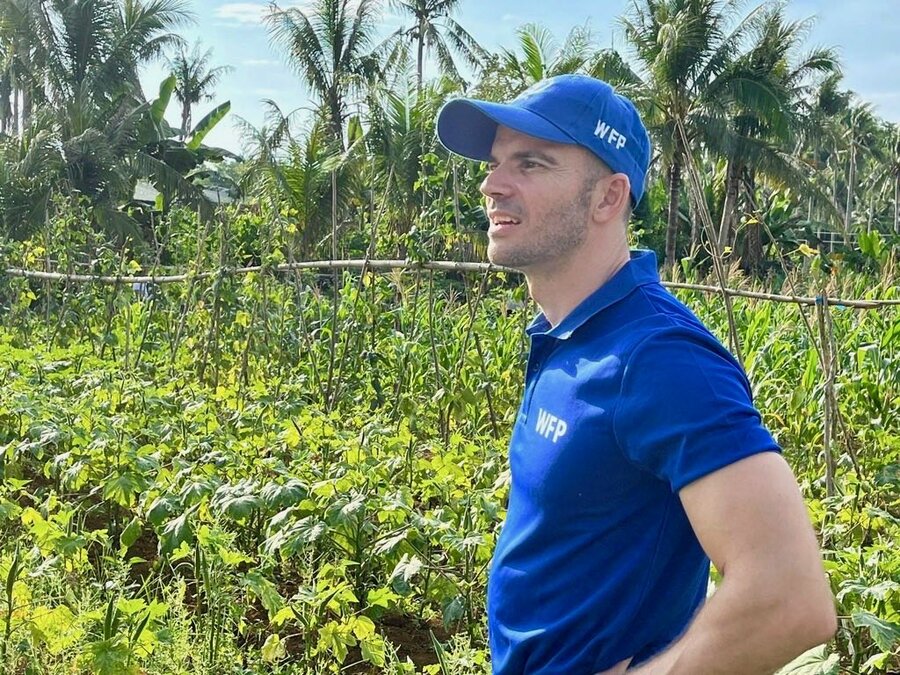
[139,0,900,154]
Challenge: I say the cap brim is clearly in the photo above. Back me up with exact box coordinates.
[436,99,576,161]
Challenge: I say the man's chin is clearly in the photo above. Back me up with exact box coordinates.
[488,241,532,267]
[487,247,514,269]
[487,252,529,272]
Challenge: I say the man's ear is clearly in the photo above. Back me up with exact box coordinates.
[592,174,631,225]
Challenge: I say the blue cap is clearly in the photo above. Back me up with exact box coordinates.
[436,74,651,205]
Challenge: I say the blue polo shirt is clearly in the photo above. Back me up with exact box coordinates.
[488,250,780,674]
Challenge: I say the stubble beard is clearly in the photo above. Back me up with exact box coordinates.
[487,185,593,271]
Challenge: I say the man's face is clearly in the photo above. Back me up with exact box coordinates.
[480,126,602,271]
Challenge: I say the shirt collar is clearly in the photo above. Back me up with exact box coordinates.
[526,249,660,340]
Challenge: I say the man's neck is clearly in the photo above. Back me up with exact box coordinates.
[526,241,631,328]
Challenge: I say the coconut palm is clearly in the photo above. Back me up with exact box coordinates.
[363,75,449,239]
[618,0,837,267]
[497,23,597,94]
[266,0,380,149]
[237,101,354,256]
[166,42,231,140]
[839,102,881,240]
[795,72,850,229]
[364,79,424,233]
[0,0,189,152]
[0,0,39,133]
[387,0,486,93]
[30,0,187,110]
[883,124,900,234]
[619,0,747,267]
[0,110,59,238]
[0,0,223,239]
[52,0,190,234]
[702,4,839,253]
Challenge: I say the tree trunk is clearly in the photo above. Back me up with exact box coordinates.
[742,220,763,275]
[664,159,682,271]
[0,74,10,134]
[329,90,344,150]
[416,19,425,94]
[894,176,899,234]
[718,157,741,254]
[11,85,19,136]
[844,143,856,244]
[22,86,31,130]
[180,101,191,140]
[866,189,875,234]
[831,157,837,224]
[689,195,701,252]
[741,172,763,275]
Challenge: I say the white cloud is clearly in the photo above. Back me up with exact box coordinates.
[214,1,313,26]
[242,58,278,66]
[215,2,268,25]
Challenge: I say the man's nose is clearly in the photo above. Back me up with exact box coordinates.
[480,165,513,200]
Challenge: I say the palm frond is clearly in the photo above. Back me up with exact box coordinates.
[265,3,330,98]
[132,147,214,219]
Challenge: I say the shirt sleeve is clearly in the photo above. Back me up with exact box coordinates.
[612,325,781,491]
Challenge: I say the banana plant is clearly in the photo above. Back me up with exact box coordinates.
[129,76,239,224]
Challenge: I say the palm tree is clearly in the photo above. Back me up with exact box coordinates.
[619,0,734,268]
[166,42,231,140]
[0,111,59,238]
[0,0,207,239]
[848,120,896,236]
[839,102,881,241]
[266,0,380,149]
[796,72,850,228]
[0,0,51,134]
[704,5,839,253]
[387,0,485,93]
[0,0,188,141]
[237,101,352,256]
[884,124,900,234]
[803,77,892,242]
[496,23,597,93]
[35,0,187,108]
[363,75,449,239]
[618,0,837,268]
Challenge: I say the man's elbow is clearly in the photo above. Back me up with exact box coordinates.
[785,583,838,650]
[812,596,839,645]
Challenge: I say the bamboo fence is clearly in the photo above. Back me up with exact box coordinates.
[2,249,898,501]
[4,261,898,310]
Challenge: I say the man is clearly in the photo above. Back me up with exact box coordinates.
[435,75,836,674]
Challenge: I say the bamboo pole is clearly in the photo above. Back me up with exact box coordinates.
[4,262,899,309]
[674,117,744,366]
[816,295,837,500]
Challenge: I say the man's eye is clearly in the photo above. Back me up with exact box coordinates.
[521,160,539,169]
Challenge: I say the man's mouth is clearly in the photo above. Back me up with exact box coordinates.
[489,212,522,226]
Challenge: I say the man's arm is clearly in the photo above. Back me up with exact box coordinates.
[626,452,837,675]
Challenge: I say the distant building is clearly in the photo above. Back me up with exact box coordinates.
[132,180,235,207]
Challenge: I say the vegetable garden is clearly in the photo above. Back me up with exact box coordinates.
[0,205,898,673]
[2,0,900,671]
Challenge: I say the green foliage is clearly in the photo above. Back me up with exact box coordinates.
[777,646,841,675]
[1,0,900,672]
[0,215,898,671]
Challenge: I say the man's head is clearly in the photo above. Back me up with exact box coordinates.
[435,75,649,273]
[436,74,651,207]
